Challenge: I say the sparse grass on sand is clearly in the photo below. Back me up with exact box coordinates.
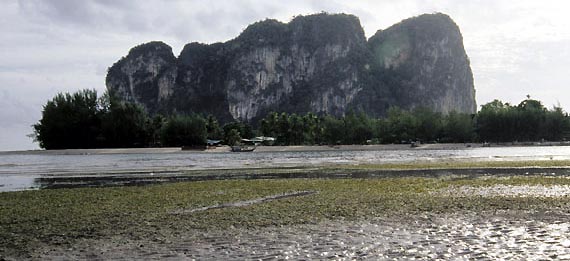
[329,159,570,170]
[178,160,570,178]
[3,171,570,258]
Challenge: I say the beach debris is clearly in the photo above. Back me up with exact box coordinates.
[171,190,318,214]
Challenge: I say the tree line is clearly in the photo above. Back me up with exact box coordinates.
[31,89,570,149]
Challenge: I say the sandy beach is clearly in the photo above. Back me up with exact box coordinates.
[3,141,570,155]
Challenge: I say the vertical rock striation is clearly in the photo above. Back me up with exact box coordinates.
[106,12,477,123]
[365,13,476,114]
[106,41,177,114]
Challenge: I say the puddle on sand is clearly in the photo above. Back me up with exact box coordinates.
[4,167,570,192]
[0,175,39,192]
[2,145,570,192]
[434,185,570,197]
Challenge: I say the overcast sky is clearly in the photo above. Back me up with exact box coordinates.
[1,0,569,151]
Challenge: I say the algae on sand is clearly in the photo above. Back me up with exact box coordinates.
[3,175,570,258]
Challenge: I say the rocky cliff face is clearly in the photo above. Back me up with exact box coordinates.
[365,14,476,113]
[106,42,177,114]
[106,13,476,122]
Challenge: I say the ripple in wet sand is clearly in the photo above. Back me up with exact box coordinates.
[38,212,570,260]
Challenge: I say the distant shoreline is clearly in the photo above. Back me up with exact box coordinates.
[2,141,569,155]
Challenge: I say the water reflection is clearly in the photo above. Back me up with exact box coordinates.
[1,146,570,192]
[0,175,39,192]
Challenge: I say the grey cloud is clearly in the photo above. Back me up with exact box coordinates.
[16,0,353,44]
[3,0,570,151]
[0,125,37,151]
[0,89,39,128]
[19,0,108,27]
[18,0,148,33]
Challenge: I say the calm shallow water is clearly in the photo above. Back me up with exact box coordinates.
[1,146,570,192]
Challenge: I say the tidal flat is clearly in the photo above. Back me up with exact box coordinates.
[2,172,570,259]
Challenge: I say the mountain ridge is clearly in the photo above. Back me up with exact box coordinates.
[106,12,476,123]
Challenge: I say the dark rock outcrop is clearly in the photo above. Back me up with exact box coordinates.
[106,13,476,122]
[106,42,177,114]
[364,14,476,113]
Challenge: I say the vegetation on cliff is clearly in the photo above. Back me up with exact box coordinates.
[106,12,476,122]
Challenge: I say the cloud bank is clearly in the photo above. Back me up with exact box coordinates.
[1,0,569,150]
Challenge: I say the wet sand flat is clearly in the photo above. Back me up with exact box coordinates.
[3,145,570,259]
[3,145,570,192]
[38,211,570,260]
[3,176,570,259]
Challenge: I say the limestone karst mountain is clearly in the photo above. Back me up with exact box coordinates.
[106,13,476,123]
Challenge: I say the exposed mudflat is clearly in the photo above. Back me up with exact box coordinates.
[3,144,570,192]
[36,211,570,260]
[4,176,570,260]
[171,191,318,214]
[3,146,570,259]
[435,184,570,198]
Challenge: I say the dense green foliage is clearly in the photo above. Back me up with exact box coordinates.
[260,112,322,145]
[259,108,476,145]
[32,90,570,149]
[205,115,223,140]
[477,98,570,142]
[223,122,254,146]
[33,90,102,149]
[100,94,150,148]
[33,90,208,149]
[259,98,569,145]
[159,115,207,147]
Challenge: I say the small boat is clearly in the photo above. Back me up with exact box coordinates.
[231,145,256,152]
